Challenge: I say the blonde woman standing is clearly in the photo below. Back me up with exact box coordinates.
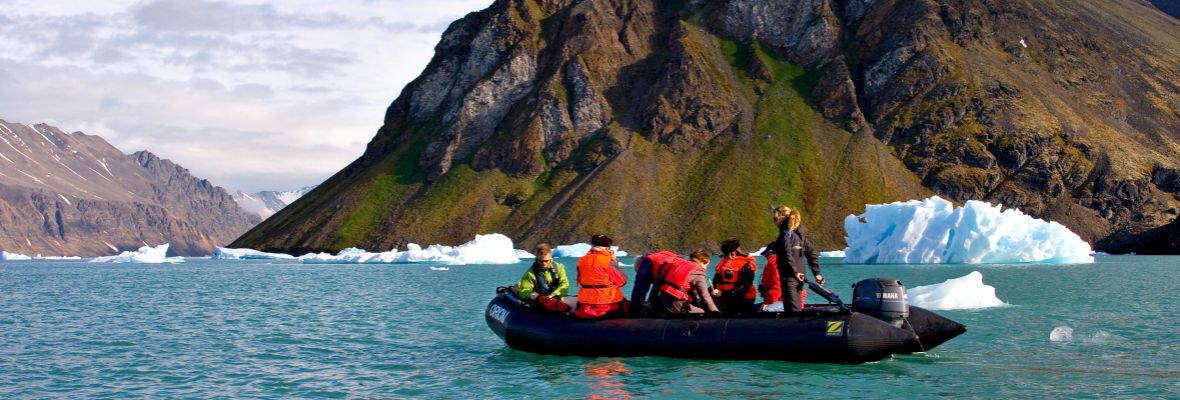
[770,206,823,312]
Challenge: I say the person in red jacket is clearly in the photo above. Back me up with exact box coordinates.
[574,234,629,319]
[646,250,720,315]
[711,238,758,316]
[758,247,805,312]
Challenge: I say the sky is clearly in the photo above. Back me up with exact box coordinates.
[0,0,493,193]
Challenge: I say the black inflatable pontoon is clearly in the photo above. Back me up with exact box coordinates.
[485,278,965,364]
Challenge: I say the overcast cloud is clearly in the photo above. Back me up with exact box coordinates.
[0,0,492,192]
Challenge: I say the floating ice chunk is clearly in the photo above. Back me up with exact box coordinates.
[553,243,627,258]
[553,243,591,258]
[213,247,296,260]
[34,255,83,260]
[1050,326,1073,342]
[843,196,1094,264]
[298,233,521,265]
[907,271,1006,310]
[89,244,183,263]
[1,251,32,260]
[430,266,449,271]
[515,249,536,259]
[820,250,845,257]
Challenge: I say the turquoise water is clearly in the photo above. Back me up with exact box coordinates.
[1,256,1178,398]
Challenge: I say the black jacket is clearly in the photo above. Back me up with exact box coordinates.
[772,225,821,279]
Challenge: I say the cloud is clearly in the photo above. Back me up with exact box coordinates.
[0,0,493,192]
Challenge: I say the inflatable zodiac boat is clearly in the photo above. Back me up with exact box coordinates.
[485,278,966,364]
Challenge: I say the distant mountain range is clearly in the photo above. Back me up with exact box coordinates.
[0,120,260,256]
[233,0,1180,255]
[232,186,316,219]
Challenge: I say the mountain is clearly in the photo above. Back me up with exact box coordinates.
[232,186,317,219]
[0,120,260,256]
[233,0,1180,255]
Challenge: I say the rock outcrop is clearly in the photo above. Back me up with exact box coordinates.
[234,0,1180,255]
[0,120,259,256]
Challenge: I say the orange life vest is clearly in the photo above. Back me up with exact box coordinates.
[713,255,758,300]
[647,251,702,302]
[576,247,623,305]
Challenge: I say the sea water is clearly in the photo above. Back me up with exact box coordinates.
[1,256,1178,398]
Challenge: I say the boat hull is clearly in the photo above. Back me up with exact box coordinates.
[485,294,922,364]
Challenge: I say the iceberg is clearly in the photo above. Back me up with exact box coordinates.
[820,250,845,258]
[843,196,1093,264]
[906,271,1006,310]
[553,243,628,258]
[515,249,536,259]
[89,244,184,264]
[298,233,521,265]
[213,247,296,260]
[1,251,32,260]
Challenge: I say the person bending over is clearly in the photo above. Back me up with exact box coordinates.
[645,249,720,315]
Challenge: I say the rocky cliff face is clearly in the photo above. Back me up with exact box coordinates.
[234,0,1180,255]
[0,120,260,256]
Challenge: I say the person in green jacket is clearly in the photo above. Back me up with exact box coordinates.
[514,243,570,313]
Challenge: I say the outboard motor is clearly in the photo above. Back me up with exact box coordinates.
[852,278,909,327]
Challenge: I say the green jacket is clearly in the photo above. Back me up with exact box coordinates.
[517,261,569,299]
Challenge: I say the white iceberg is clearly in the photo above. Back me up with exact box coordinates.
[820,250,845,257]
[907,271,1006,310]
[553,243,628,258]
[515,249,536,259]
[843,196,1093,264]
[298,233,521,265]
[213,247,296,260]
[1,251,32,260]
[89,244,184,264]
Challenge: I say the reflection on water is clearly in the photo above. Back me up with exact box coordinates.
[584,359,631,400]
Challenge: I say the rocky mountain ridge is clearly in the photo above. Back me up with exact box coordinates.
[0,120,260,256]
[232,186,317,219]
[234,0,1180,255]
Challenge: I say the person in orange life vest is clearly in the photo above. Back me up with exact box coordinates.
[574,234,629,319]
[757,246,805,312]
[513,243,570,314]
[770,206,823,313]
[710,238,758,316]
[647,250,720,315]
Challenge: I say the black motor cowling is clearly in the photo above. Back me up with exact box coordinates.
[852,278,908,327]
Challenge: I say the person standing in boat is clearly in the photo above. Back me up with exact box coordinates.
[513,243,570,314]
[710,238,758,316]
[574,234,629,318]
[643,249,720,315]
[771,206,823,313]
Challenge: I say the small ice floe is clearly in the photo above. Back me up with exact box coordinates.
[553,243,627,258]
[297,233,521,265]
[820,250,846,258]
[212,247,296,260]
[1,251,32,260]
[843,196,1093,264]
[907,271,1006,310]
[1050,326,1073,342]
[430,266,449,271]
[89,244,183,263]
[1049,326,1121,344]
